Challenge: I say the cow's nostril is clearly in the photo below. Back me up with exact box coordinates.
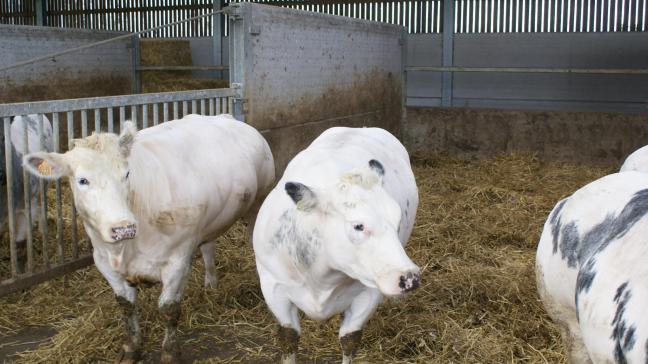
[399,272,421,292]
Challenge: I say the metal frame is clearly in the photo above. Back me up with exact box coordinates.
[0,88,236,297]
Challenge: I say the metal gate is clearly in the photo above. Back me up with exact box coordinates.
[0,88,236,296]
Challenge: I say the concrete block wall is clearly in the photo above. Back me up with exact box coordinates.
[229,3,404,173]
[0,25,134,103]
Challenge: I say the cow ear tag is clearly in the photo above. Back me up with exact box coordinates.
[36,159,53,176]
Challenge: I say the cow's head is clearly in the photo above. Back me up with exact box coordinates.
[285,159,420,296]
[23,122,137,243]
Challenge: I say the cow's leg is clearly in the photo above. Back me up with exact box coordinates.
[199,241,218,288]
[259,272,300,364]
[114,289,141,364]
[560,321,592,364]
[94,257,141,364]
[14,210,27,273]
[158,258,192,364]
[338,288,382,364]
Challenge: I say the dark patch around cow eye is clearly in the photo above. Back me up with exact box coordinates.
[78,177,89,186]
[125,171,130,180]
[354,223,364,232]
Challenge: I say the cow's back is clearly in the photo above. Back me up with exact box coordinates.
[280,127,417,244]
[620,145,648,173]
[128,114,274,243]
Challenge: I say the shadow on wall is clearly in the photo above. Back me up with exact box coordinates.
[404,107,648,165]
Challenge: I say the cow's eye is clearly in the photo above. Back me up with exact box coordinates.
[124,171,130,180]
[78,178,89,186]
[353,223,364,232]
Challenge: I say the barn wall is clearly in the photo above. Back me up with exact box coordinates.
[405,107,648,165]
[229,3,404,173]
[0,25,134,103]
[407,32,648,113]
[185,37,229,80]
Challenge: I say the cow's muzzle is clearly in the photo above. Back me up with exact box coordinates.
[110,223,137,241]
[398,271,421,293]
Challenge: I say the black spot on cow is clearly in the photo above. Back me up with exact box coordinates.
[285,182,317,211]
[576,259,597,297]
[556,190,648,293]
[559,222,580,267]
[550,198,568,254]
[368,159,384,176]
[271,210,321,268]
[611,281,636,364]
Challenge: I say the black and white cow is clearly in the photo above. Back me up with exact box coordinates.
[0,115,53,271]
[536,171,648,363]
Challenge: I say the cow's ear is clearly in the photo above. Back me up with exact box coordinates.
[368,159,385,184]
[23,152,70,180]
[119,121,137,158]
[285,182,318,211]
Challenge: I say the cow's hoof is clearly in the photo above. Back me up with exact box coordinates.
[160,350,182,364]
[204,274,218,288]
[114,347,139,364]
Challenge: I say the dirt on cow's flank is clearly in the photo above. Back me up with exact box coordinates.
[0,153,614,363]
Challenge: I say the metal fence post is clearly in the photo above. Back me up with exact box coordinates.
[35,0,46,26]
[130,35,141,94]
[213,0,224,80]
[226,4,247,122]
[441,0,454,107]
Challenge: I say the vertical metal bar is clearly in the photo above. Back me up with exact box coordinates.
[173,101,179,120]
[119,106,126,131]
[81,110,88,137]
[108,107,114,133]
[131,35,141,94]
[21,118,34,273]
[213,0,223,79]
[191,99,197,114]
[67,111,78,258]
[142,104,148,129]
[200,99,206,115]
[216,97,222,114]
[131,105,138,128]
[164,102,170,122]
[37,114,49,269]
[4,118,17,277]
[53,113,64,264]
[209,98,215,115]
[94,108,101,133]
[153,103,159,126]
[182,101,188,117]
[442,0,454,106]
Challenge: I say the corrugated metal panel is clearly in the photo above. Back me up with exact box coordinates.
[0,0,645,34]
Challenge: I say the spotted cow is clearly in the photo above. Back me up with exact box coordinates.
[253,127,421,364]
[536,171,648,363]
[23,114,275,363]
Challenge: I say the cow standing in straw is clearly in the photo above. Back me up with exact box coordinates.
[23,114,275,363]
[253,127,421,364]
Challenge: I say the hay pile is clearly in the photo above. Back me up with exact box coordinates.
[140,39,228,93]
[0,153,614,363]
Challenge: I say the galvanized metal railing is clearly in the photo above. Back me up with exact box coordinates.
[0,87,236,296]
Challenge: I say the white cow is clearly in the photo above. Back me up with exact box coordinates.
[536,171,648,363]
[0,115,53,272]
[23,114,274,364]
[620,145,648,173]
[253,127,421,364]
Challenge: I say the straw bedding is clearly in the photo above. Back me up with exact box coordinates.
[0,152,613,363]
